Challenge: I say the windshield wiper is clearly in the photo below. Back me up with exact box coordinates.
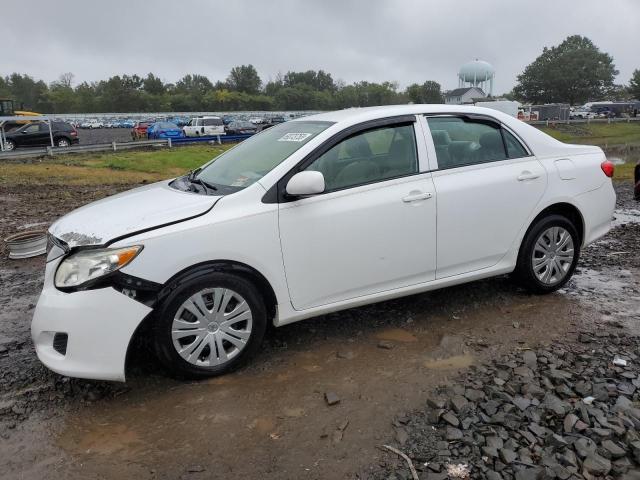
[187,168,218,194]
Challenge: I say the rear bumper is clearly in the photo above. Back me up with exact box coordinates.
[31,263,152,381]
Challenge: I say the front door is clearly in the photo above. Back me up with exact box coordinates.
[278,120,437,310]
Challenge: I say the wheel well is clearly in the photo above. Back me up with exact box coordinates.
[158,260,278,321]
[526,203,585,245]
[124,260,279,378]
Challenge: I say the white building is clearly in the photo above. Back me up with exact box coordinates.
[444,87,486,105]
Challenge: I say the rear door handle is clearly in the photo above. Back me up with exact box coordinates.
[402,192,433,203]
[517,171,540,181]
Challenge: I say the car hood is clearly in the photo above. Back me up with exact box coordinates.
[50,180,221,248]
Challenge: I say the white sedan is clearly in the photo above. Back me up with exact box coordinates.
[32,105,616,381]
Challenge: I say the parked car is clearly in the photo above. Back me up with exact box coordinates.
[569,109,596,120]
[183,116,225,137]
[81,119,103,129]
[131,121,152,140]
[249,117,264,124]
[147,122,185,140]
[2,121,79,150]
[224,120,258,135]
[33,105,616,381]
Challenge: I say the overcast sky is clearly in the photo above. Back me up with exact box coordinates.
[3,0,639,94]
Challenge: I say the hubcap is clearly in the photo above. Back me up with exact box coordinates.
[58,139,69,147]
[532,226,575,285]
[171,288,253,367]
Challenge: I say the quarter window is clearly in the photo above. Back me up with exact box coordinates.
[427,116,527,169]
[305,124,418,191]
[503,129,529,158]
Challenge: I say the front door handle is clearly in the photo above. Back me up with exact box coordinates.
[517,171,540,181]
[402,192,433,203]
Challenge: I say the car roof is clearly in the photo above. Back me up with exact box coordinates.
[297,104,514,123]
[295,104,598,159]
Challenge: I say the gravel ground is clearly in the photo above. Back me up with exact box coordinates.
[0,182,637,479]
[363,184,640,480]
[367,334,640,480]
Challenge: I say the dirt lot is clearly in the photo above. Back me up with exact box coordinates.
[0,181,638,479]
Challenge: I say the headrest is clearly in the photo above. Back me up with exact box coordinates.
[431,130,452,147]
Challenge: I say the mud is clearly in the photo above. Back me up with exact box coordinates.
[0,182,638,479]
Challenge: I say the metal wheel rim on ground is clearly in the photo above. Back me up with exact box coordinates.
[171,287,253,367]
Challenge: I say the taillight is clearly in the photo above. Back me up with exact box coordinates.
[70,130,78,136]
[601,160,615,178]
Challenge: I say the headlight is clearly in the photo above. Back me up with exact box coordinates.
[55,246,142,288]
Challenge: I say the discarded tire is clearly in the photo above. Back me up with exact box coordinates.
[4,230,47,259]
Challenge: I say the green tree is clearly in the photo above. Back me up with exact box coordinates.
[283,70,336,92]
[513,35,618,105]
[143,73,165,95]
[6,73,49,111]
[226,65,261,95]
[405,80,443,104]
[629,69,640,100]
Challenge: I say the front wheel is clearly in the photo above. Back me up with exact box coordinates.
[153,272,267,379]
[513,214,580,294]
[3,139,16,151]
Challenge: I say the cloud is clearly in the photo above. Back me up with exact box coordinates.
[2,0,638,94]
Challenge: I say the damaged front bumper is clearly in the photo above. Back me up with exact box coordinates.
[31,258,152,381]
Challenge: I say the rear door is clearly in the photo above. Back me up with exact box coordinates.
[278,117,437,310]
[424,115,547,279]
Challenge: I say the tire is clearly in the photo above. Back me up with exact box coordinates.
[4,139,16,151]
[513,214,580,294]
[56,138,70,148]
[153,272,267,379]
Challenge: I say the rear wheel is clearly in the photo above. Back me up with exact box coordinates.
[56,138,70,147]
[514,214,580,294]
[153,272,267,379]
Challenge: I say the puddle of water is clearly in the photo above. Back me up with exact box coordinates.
[604,144,640,165]
[613,209,640,227]
[61,423,144,456]
[424,354,474,370]
[570,268,629,294]
[375,328,418,342]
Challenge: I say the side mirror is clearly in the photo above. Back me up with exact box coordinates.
[286,171,325,196]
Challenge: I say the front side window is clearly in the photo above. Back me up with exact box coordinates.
[305,124,418,192]
[23,124,40,134]
[196,120,332,191]
[427,116,528,169]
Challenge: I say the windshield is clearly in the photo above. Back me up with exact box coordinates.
[196,120,333,190]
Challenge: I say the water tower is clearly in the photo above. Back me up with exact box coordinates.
[458,59,495,96]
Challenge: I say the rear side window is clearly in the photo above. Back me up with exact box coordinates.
[427,117,507,169]
[305,123,418,191]
[427,117,530,169]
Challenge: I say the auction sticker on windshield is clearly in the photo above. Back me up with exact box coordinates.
[278,133,312,142]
